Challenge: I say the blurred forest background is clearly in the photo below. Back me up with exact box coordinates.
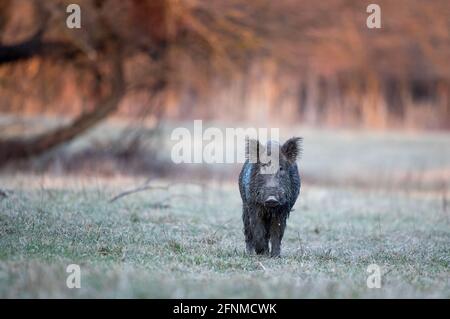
[2,0,450,300]
[0,0,449,171]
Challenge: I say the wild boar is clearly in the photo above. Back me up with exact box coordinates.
[239,137,302,257]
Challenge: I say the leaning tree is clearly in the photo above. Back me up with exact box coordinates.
[0,0,281,165]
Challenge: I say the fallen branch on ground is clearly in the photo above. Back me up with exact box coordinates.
[109,181,208,203]
[109,184,169,203]
[0,189,8,198]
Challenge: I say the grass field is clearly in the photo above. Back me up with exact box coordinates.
[0,126,449,298]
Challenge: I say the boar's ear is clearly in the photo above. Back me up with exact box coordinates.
[281,137,303,163]
[245,137,264,163]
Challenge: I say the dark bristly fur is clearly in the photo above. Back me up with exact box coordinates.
[239,137,302,257]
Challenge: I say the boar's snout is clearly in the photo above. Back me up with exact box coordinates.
[264,195,280,207]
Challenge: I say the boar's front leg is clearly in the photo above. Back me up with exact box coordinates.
[242,206,254,254]
[252,213,270,255]
[270,214,287,257]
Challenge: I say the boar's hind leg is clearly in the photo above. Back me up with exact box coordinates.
[270,215,287,257]
[242,207,254,254]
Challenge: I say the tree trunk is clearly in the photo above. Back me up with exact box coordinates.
[0,47,125,166]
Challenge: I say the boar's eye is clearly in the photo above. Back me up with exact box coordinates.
[261,160,271,168]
